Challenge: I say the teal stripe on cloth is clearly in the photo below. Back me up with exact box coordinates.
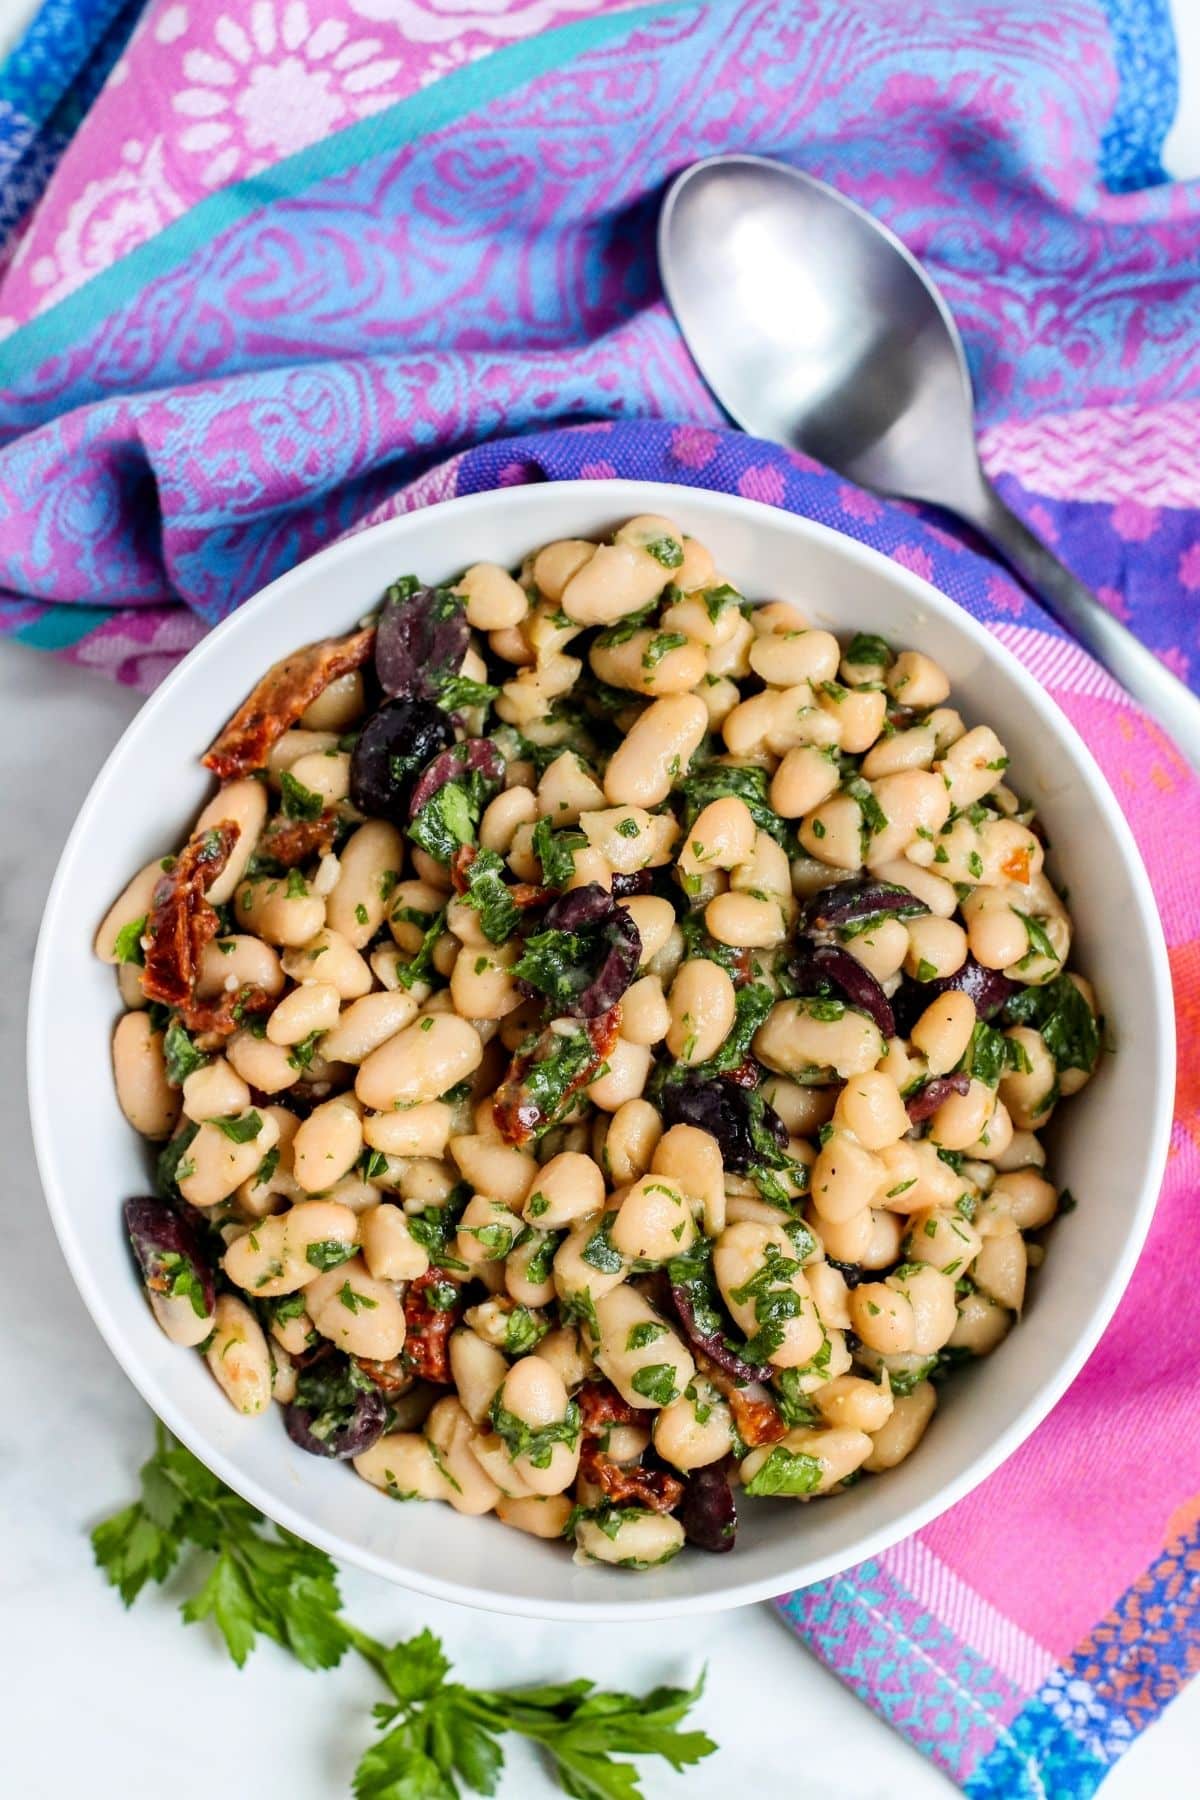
[13,602,109,648]
[0,0,695,388]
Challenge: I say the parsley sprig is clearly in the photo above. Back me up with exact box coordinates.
[93,1424,717,1799]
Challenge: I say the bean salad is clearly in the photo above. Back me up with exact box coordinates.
[98,514,1102,1570]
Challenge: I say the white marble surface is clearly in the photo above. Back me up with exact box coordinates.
[4,644,1199,1797]
[5,6,1200,1787]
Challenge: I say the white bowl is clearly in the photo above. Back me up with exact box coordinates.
[28,480,1173,1620]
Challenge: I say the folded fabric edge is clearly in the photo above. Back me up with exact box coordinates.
[1100,0,1179,190]
[775,1475,1200,1797]
[0,0,696,388]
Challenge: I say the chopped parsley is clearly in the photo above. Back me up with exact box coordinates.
[742,1445,824,1498]
[488,1395,581,1470]
[113,915,147,965]
[1002,975,1099,1074]
[629,1363,680,1406]
[280,771,324,822]
[531,817,587,889]
[679,762,796,855]
[459,846,519,943]
[643,535,684,568]
[305,1239,356,1273]
[1015,910,1061,969]
[163,1017,209,1087]
[210,1110,263,1144]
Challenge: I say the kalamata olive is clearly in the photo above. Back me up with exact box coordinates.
[579,905,641,1019]
[284,1354,388,1458]
[827,1258,867,1289]
[350,699,454,820]
[681,1462,737,1553]
[375,579,470,700]
[407,738,506,818]
[515,884,641,1019]
[669,1274,773,1386]
[892,956,1017,1035]
[787,939,895,1038]
[609,869,655,898]
[543,884,612,933]
[935,956,1017,1020]
[905,1072,971,1122]
[662,1080,788,1175]
[123,1196,215,1320]
[804,877,930,934]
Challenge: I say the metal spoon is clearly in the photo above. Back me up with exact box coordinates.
[659,153,1200,768]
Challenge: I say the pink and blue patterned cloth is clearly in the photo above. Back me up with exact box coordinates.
[3,4,1198,1795]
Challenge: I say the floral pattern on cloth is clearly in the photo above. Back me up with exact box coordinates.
[1,3,1198,1796]
[0,0,1197,698]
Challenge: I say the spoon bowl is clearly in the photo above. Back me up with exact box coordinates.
[659,153,1200,766]
[659,154,982,509]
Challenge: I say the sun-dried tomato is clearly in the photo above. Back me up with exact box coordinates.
[1000,846,1033,883]
[727,1387,787,1449]
[402,1267,463,1384]
[493,1006,621,1146]
[142,823,239,1008]
[578,1379,640,1436]
[183,983,273,1046]
[510,882,555,911]
[257,810,339,868]
[449,843,477,894]
[353,1355,414,1397]
[579,1439,684,1514]
[201,623,375,779]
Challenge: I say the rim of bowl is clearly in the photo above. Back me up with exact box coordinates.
[27,479,1175,1621]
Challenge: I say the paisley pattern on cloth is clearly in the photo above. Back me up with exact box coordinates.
[1,3,1198,1795]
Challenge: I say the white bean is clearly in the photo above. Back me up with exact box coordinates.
[205,1295,272,1416]
[112,1013,179,1140]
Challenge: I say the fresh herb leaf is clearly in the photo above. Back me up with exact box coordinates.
[679,763,795,855]
[305,1239,356,1273]
[668,981,774,1081]
[845,632,891,668]
[1015,911,1060,968]
[280,771,324,822]
[956,1019,1022,1089]
[629,1363,680,1406]
[210,1110,263,1144]
[532,817,587,889]
[644,535,684,568]
[1002,974,1098,1073]
[642,631,688,672]
[513,1022,603,1139]
[393,905,448,992]
[435,674,500,713]
[503,1306,548,1356]
[772,1368,821,1429]
[93,1422,348,1668]
[287,1028,326,1071]
[113,915,147,966]
[460,846,519,944]
[155,1123,199,1201]
[408,777,489,866]
[845,775,888,843]
[514,920,617,1014]
[95,1425,718,1796]
[742,1445,824,1498]
[627,1321,668,1351]
[522,1229,564,1288]
[489,1396,581,1471]
[580,1214,625,1276]
[406,1186,471,1268]
[163,1017,209,1087]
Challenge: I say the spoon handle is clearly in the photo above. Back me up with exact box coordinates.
[965,478,1200,771]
